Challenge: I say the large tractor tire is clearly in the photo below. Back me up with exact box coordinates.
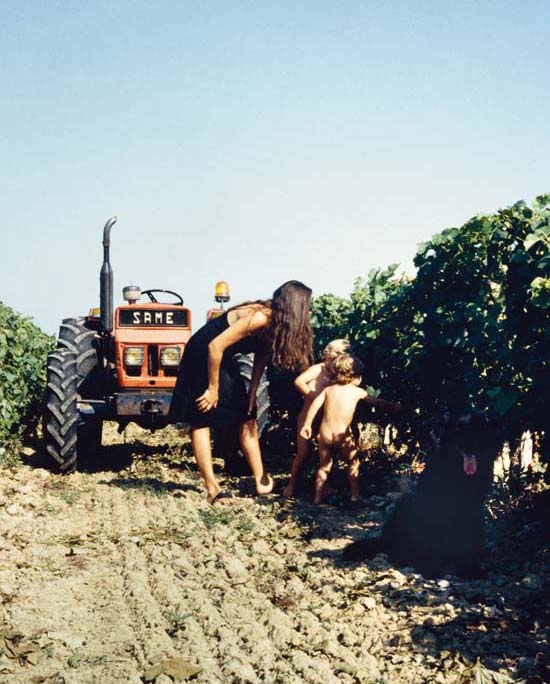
[57,317,103,457]
[236,353,270,435]
[60,317,103,453]
[43,318,103,472]
[43,350,79,473]
[57,318,100,393]
[213,353,270,475]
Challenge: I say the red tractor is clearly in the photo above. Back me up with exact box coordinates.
[43,217,268,472]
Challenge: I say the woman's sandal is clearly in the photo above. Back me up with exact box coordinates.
[206,490,234,506]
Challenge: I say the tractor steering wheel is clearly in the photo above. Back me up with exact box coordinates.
[141,289,184,305]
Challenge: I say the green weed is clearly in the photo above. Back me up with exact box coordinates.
[199,508,232,529]
[167,604,192,635]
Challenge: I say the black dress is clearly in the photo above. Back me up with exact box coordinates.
[170,311,262,429]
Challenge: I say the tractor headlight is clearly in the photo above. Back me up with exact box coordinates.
[160,347,181,367]
[124,346,145,367]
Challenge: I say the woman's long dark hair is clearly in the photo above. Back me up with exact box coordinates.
[229,281,313,371]
[267,280,313,371]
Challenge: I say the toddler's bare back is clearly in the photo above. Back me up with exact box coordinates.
[320,384,366,437]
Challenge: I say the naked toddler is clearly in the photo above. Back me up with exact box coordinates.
[301,354,400,504]
[282,339,350,498]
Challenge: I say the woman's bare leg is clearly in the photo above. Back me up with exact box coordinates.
[239,419,273,494]
[314,439,333,504]
[191,427,224,500]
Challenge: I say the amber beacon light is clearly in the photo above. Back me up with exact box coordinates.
[214,280,230,303]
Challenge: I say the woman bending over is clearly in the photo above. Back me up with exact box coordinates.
[171,280,313,504]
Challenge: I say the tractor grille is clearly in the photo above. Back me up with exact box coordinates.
[148,345,159,376]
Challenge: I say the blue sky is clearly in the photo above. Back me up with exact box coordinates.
[1,1,549,334]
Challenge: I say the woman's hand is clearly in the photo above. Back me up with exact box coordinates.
[196,387,219,413]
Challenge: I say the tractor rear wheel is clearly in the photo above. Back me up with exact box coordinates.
[236,354,269,435]
[57,318,101,395]
[213,353,270,475]
[57,317,103,459]
[43,350,79,473]
[43,318,103,472]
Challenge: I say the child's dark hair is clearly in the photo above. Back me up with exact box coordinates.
[330,353,364,385]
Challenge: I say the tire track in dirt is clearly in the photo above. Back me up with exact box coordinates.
[98,483,176,673]
[1,472,144,683]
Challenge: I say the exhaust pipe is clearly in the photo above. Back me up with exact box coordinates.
[100,216,117,333]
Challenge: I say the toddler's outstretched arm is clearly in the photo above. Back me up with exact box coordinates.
[363,393,401,415]
[300,388,327,439]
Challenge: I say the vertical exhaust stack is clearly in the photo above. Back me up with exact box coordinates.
[100,216,117,333]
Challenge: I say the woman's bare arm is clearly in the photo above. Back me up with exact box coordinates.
[196,308,269,412]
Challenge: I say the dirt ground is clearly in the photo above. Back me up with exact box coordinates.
[0,424,548,684]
